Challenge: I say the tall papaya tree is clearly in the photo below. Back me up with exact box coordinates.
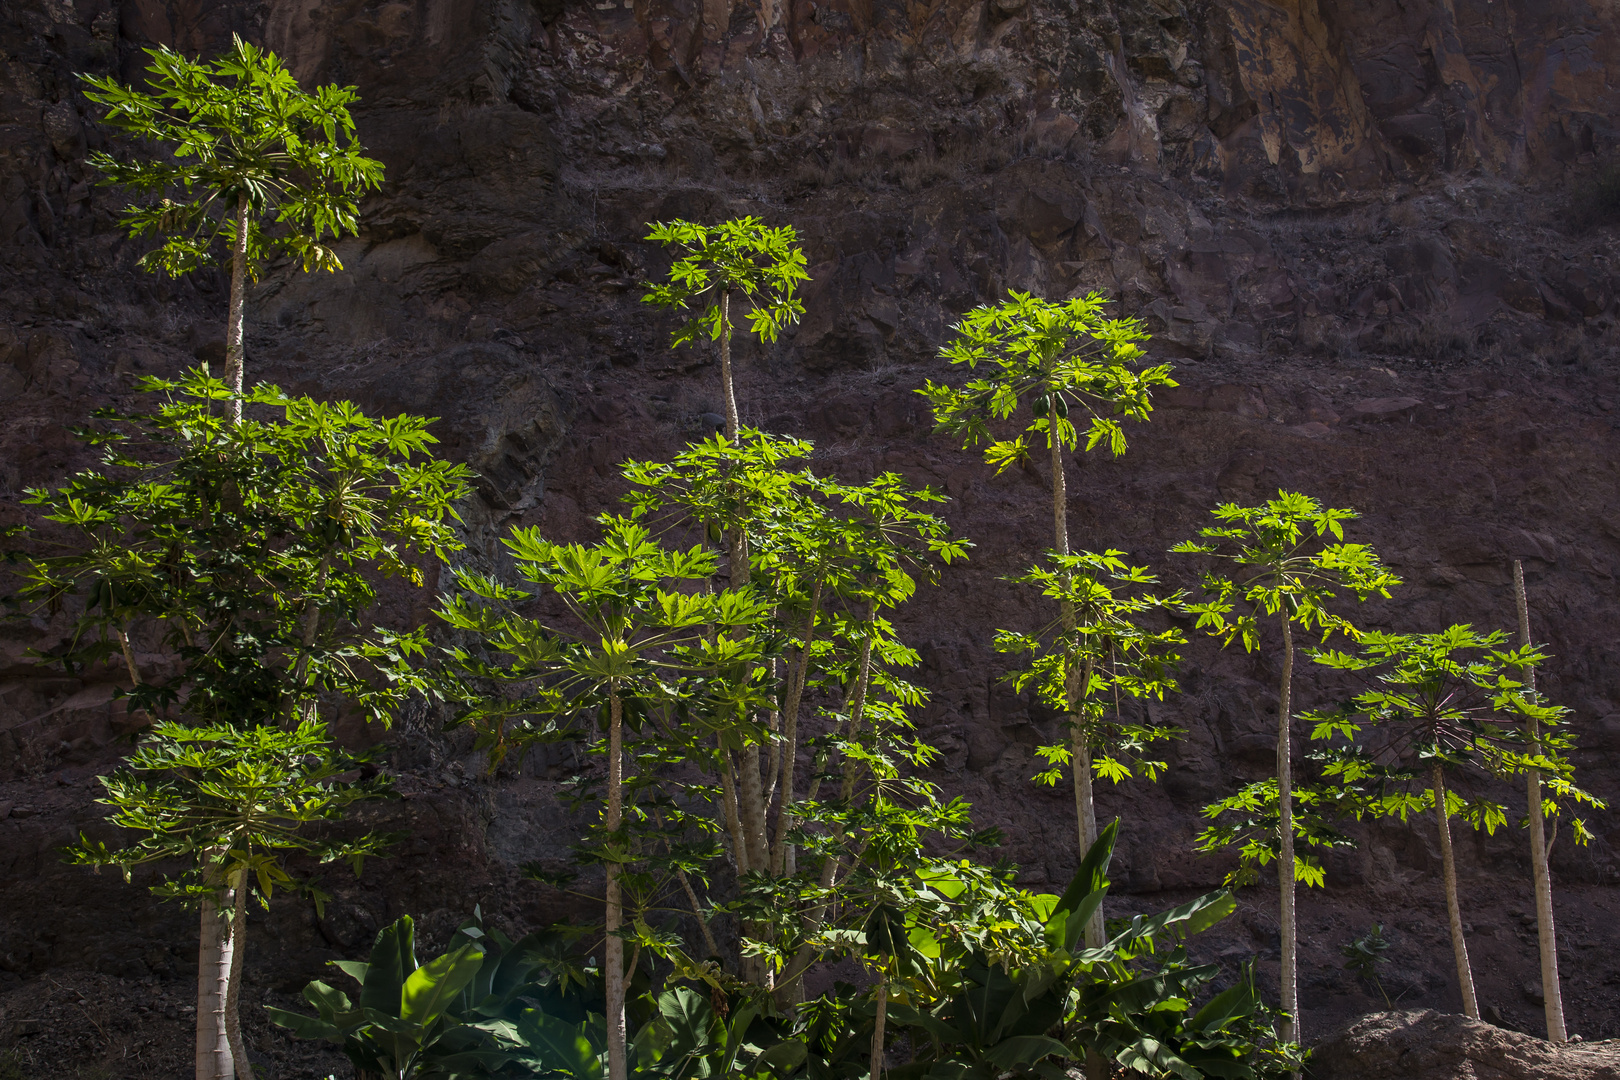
[918,291,1172,927]
[5,374,470,1080]
[1306,626,1583,1020]
[1510,561,1604,1042]
[994,549,1183,949]
[81,36,383,420]
[620,430,968,994]
[1171,492,1398,1049]
[642,218,809,441]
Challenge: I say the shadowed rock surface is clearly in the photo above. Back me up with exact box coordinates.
[3,0,1620,1075]
[1311,1010,1620,1080]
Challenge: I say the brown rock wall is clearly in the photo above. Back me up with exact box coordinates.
[2,0,1620,1074]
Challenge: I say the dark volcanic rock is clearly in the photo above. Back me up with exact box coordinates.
[4,0,1620,1075]
[1311,1010,1620,1080]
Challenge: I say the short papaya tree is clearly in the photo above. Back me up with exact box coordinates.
[1306,625,1581,1020]
[5,373,471,1080]
[433,520,775,1080]
[68,722,391,1080]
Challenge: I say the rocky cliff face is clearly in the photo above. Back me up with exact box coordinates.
[4,0,1620,1074]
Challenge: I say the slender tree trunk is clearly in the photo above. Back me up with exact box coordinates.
[223,866,255,1080]
[771,585,823,876]
[777,632,875,1004]
[605,690,627,1080]
[117,628,141,685]
[196,858,236,1080]
[736,745,771,876]
[868,966,889,1080]
[288,557,331,726]
[224,194,249,422]
[838,624,876,805]
[1431,764,1479,1018]
[1072,725,1103,934]
[1276,616,1299,1051]
[1515,560,1566,1041]
[719,291,739,439]
[1050,405,1101,949]
[116,627,153,728]
[1051,405,1106,1080]
[718,747,750,875]
[677,868,723,958]
[1075,705,1106,1080]
[1048,396,1069,556]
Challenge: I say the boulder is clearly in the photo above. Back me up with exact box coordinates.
[1310,1010,1620,1080]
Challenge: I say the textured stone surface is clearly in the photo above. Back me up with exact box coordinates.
[1312,1010,1620,1080]
[2,0,1620,1075]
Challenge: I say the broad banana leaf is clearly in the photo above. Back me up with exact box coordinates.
[518,1008,606,1080]
[361,915,417,1016]
[982,1035,1072,1071]
[402,943,486,1025]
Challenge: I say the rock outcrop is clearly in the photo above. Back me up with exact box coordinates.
[1312,1010,1620,1080]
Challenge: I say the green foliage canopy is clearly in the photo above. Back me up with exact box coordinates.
[1307,625,1603,841]
[918,291,1174,471]
[995,550,1185,786]
[81,34,384,278]
[642,218,809,349]
[6,371,474,729]
[65,719,392,908]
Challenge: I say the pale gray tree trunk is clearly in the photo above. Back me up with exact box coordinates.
[718,750,750,875]
[223,866,255,1080]
[868,967,888,1080]
[1431,764,1479,1018]
[1049,403,1106,1080]
[224,195,249,423]
[1276,615,1299,1051]
[1515,560,1566,1041]
[776,632,875,1002]
[770,586,823,877]
[719,291,738,438]
[196,860,236,1080]
[605,689,627,1080]
[677,868,722,957]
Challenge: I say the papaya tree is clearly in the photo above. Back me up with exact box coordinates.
[919,291,1171,561]
[67,721,392,1080]
[433,520,775,1080]
[1306,626,1572,1019]
[620,429,968,997]
[1510,561,1604,1042]
[994,550,1183,949]
[642,218,809,441]
[4,372,471,1080]
[81,36,384,419]
[1171,492,1399,1048]
[919,290,1172,870]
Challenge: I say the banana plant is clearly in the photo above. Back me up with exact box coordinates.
[268,915,498,1080]
[870,824,1302,1080]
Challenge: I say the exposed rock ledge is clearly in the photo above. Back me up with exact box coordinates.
[1311,1010,1620,1080]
